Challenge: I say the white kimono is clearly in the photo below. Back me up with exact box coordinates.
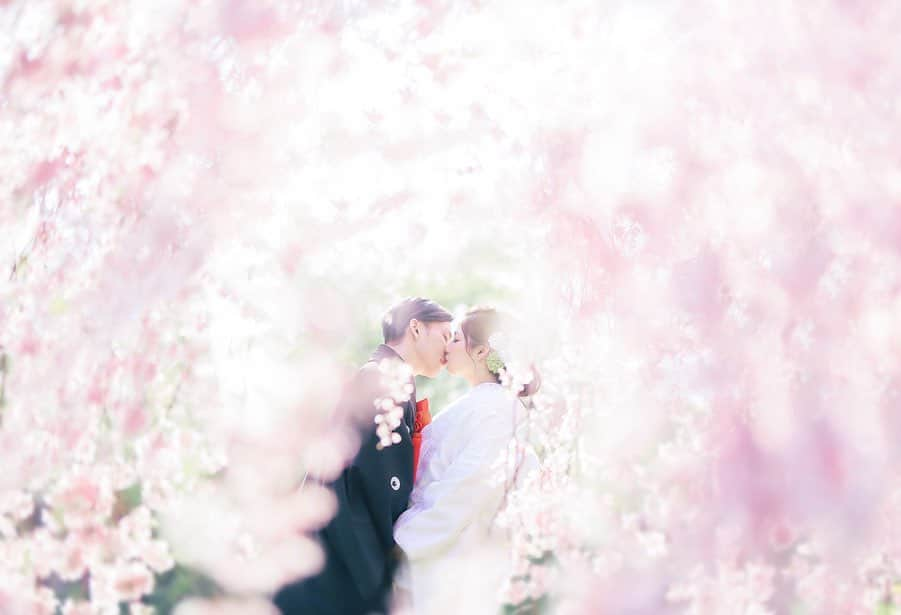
[394,383,536,614]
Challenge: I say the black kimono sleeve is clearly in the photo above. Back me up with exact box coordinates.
[320,366,413,604]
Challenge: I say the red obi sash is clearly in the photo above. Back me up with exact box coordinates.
[412,398,431,482]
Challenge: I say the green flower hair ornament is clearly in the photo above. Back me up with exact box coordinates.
[486,333,507,375]
[485,350,505,375]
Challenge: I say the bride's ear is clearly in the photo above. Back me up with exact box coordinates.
[473,344,489,361]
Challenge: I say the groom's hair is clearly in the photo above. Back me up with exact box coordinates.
[382,297,453,343]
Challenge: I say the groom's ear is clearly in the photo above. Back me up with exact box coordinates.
[409,318,422,339]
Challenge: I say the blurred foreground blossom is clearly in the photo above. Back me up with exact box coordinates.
[2,0,901,613]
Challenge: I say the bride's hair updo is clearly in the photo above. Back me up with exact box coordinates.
[459,306,541,398]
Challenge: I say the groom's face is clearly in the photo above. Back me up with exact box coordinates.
[413,320,453,378]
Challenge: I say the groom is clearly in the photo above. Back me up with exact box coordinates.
[274,297,453,615]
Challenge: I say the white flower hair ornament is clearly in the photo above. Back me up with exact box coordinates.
[488,330,538,396]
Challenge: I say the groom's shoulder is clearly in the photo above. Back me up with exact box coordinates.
[341,359,392,404]
[344,361,379,393]
[354,352,408,388]
[355,359,385,387]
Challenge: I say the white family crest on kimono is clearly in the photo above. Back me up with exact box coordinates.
[394,382,537,614]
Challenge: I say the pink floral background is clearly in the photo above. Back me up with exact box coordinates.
[2,1,900,613]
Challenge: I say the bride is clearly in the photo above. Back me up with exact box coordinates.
[393,307,540,614]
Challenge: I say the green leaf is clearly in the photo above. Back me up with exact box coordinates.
[875,602,896,615]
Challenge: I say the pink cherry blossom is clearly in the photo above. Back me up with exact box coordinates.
[2,0,901,613]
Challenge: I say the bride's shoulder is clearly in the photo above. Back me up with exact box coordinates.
[469,383,518,415]
[434,391,473,417]
[432,385,514,422]
[474,382,515,401]
[430,388,480,422]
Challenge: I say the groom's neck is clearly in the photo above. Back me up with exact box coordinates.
[386,340,420,376]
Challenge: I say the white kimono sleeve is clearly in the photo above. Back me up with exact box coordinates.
[393,409,511,561]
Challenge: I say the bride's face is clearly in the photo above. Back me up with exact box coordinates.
[412,320,452,378]
[444,328,486,378]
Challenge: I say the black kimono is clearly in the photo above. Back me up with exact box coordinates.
[274,345,415,615]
